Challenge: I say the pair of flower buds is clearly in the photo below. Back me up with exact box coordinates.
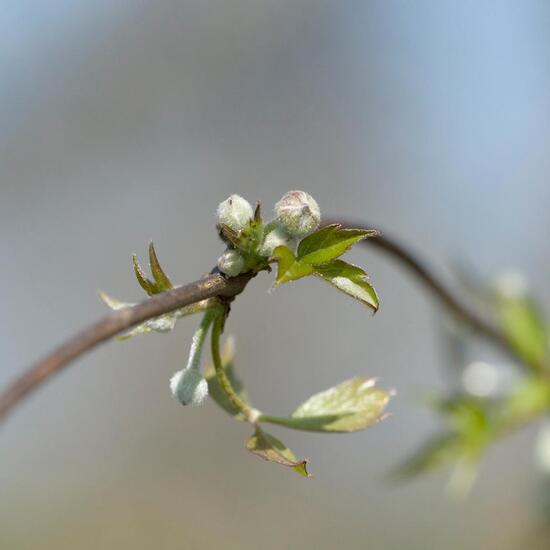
[169,191,322,407]
[216,190,321,276]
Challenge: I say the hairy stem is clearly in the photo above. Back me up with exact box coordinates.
[211,314,257,422]
[186,308,222,370]
[326,219,527,368]
[257,414,316,431]
[0,220,526,426]
[0,272,253,423]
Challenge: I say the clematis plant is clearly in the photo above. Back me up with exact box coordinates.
[101,191,391,477]
[4,188,549,490]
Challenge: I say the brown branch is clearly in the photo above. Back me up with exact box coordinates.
[326,219,518,363]
[0,272,253,423]
[0,220,521,426]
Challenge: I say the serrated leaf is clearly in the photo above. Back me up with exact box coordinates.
[261,377,390,432]
[148,241,173,292]
[246,427,310,478]
[497,295,549,372]
[272,245,314,284]
[272,225,378,288]
[297,224,378,265]
[296,224,338,257]
[204,338,251,420]
[315,260,379,311]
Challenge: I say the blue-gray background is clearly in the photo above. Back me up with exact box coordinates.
[2,2,550,548]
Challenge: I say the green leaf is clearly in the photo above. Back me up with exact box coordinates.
[315,260,379,312]
[246,426,310,478]
[148,241,173,292]
[132,254,155,295]
[497,295,549,372]
[272,245,314,284]
[297,224,378,265]
[391,427,482,498]
[390,434,461,480]
[272,224,378,286]
[392,394,498,494]
[132,243,174,296]
[393,430,480,497]
[261,377,390,432]
[204,338,251,419]
[503,377,550,422]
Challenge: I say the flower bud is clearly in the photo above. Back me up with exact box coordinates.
[170,368,209,406]
[258,224,295,257]
[216,194,254,232]
[217,248,246,277]
[274,190,321,237]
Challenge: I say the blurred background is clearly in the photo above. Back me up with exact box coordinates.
[2,1,550,548]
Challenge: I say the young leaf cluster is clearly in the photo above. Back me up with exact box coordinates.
[99,191,389,477]
[396,272,550,494]
[394,377,550,496]
[205,339,390,477]
[272,224,379,311]
[100,242,213,339]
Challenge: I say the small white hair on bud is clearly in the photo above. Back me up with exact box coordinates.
[216,194,254,232]
[274,190,321,237]
[170,368,209,406]
[258,224,295,257]
[217,248,246,277]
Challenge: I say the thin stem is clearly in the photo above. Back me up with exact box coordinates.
[170,309,221,405]
[185,308,221,371]
[256,414,311,431]
[211,314,256,422]
[0,219,529,426]
[325,218,527,368]
[0,272,253,423]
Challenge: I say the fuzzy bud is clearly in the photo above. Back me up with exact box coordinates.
[216,194,254,232]
[274,190,321,237]
[170,368,209,406]
[258,224,295,257]
[217,248,246,277]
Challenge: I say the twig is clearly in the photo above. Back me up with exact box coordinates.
[326,219,517,362]
[0,221,520,425]
[0,272,253,423]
